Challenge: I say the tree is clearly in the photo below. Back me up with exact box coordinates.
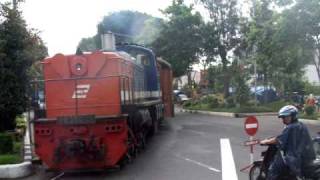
[77,11,162,51]
[152,0,203,78]
[134,17,163,46]
[245,0,309,93]
[0,2,47,132]
[77,36,99,52]
[282,0,320,83]
[231,60,250,106]
[198,0,243,97]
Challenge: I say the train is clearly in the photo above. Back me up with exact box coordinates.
[32,33,174,171]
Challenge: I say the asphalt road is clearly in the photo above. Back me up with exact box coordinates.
[23,110,320,180]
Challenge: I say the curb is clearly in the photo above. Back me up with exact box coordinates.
[299,119,320,125]
[182,109,320,125]
[235,112,277,118]
[0,162,33,179]
[182,109,277,118]
[182,109,235,117]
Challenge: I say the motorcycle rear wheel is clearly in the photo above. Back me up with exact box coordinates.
[249,162,265,180]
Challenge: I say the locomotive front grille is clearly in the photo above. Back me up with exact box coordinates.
[57,115,96,125]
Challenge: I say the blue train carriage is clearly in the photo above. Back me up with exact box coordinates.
[116,44,172,137]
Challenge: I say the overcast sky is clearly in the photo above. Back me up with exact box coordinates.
[17,0,249,57]
[19,0,176,56]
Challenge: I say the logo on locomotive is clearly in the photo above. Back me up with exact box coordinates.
[72,84,91,99]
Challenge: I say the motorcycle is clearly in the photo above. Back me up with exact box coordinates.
[249,137,320,180]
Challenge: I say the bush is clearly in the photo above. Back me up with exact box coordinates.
[0,154,21,165]
[305,106,315,116]
[183,100,192,107]
[200,94,224,108]
[200,95,214,104]
[15,115,26,129]
[225,96,236,108]
[209,97,219,108]
[0,133,13,154]
[234,106,273,113]
[13,142,22,154]
[264,100,292,112]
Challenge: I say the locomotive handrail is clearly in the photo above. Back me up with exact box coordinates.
[30,74,131,83]
[43,74,131,82]
[32,114,129,123]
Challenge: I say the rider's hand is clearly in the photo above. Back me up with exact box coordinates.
[260,137,277,145]
[260,139,267,145]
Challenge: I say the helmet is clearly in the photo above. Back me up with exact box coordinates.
[278,105,298,119]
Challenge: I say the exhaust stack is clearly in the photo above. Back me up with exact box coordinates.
[101,32,116,51]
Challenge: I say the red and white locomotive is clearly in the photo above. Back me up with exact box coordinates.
[33,33,173,171]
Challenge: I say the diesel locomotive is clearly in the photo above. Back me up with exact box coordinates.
[32,33,173,171]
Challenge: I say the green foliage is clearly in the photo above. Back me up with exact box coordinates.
[263,100,292,112]
[304,82,320,95]
[225,96,236,108]
[78,11,163,51]
[134,18,163,45]
[152,0,203,77]
[0,154,21,165]
[15,115,26,129]
[182,100,193,107]
[305,106,316,116]
[0,136,22,164]
[244,0,320,94]
[183,98,293,113]
[200,95,215,104]
[13,141,22,154]
[208,97,219,109]
[230,60,250,106]
[184,103,274,113]
[0,3,47,132]
[298,113,319,120]
[207,65,224,94]
[199,0,243,97]
[77,37,98,52]
[0,133,13,154]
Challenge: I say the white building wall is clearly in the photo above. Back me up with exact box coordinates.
[304,65,320,85]
[176,71,200,89]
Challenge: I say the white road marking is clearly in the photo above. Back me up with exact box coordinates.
[245,123,258,129]
[220,138,238,180]
[175,154,221,173]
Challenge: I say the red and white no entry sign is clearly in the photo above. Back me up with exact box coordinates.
[244,116,259,136]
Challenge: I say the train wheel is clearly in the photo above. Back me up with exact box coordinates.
[153,119,159,134]
[118,155,129,169]
[149,107,159,136]
[138,132,147,150]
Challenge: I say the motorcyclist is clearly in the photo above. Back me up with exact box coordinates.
[260,105,316,179]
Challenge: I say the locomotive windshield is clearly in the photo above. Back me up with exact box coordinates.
[124,48,150,66]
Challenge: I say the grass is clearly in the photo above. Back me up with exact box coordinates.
[185,102,275,113]
[262,100,292,112]
[184,99,320,120]
[0,154,21,165]
[0,140,22,165]
[298,113,320,120]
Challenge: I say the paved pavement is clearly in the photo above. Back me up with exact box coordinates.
[22,111,320,180]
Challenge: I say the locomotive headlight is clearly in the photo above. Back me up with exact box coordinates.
[69,56,87,76]
[76,63,82,71]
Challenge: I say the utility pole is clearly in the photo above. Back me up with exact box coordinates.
[254,49,257,106]
[12,0,17,10]
[252,0,258,107]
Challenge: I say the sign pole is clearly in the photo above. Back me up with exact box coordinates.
[250,136,253,164]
